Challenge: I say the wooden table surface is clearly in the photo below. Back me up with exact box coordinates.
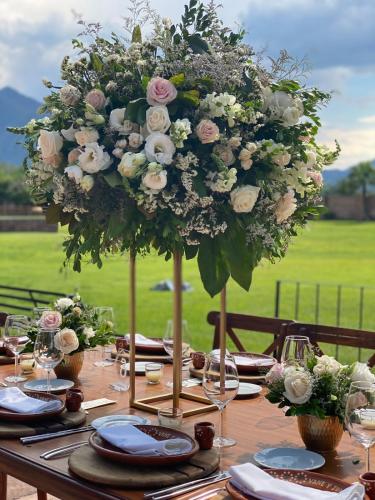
[0,352,372,500]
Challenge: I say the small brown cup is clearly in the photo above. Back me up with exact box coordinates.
[116,337,129,352]
[194,421,215,450]
[360,472,375,500]
[66,388,84,412]
[191,352,206,370]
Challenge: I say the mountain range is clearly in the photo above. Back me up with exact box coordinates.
[0,86,369,186]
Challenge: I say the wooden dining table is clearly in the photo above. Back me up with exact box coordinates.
[0,352,372,500]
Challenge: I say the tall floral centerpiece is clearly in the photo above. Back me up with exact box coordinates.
[265,356,375,451]
[10,0,338,412]
[25,295,114,380]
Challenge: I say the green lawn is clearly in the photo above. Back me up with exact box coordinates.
[0,221,374,363]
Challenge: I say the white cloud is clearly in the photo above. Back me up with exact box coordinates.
[358,115,375,124]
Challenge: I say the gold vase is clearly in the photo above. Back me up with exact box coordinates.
[297,415,344,452]
[53,351,84,381]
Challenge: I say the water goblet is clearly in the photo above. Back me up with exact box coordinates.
[281,335,313,367]
[163,319,190,387]
[2,315,30,383]
[94,306,115,367]
[33,328,64,393]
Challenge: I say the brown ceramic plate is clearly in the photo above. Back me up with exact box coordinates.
[189,366,265,384]
[226,470,369,499]
[89,424,199,466]
[231,352,276,374]
[0,391,65,422]
[120,337,166,355]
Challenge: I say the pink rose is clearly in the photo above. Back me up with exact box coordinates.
[67,148,81,164]
[39,311,62,330]
[196,119,220,144]
[85,89,106,110]
[146,77,177,106]
[275,189,297,224]
[308,170,323,187]
[265,362,284,384]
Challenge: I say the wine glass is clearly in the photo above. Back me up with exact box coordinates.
[94,306,115,367]
[32,307,51,323]
[163,319,190,387]
[33,328,64,393]
[2,315,30,383]
[110,351,129,392]
[202,351,239,448]
[280,335,312,367]
[345,381,375,472]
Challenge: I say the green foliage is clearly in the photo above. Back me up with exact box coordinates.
[0,164,32,204]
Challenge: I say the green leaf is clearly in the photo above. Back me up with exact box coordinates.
[90,53,103,72]
[169,73,185,87]
[184,244,198,260]
[125,98,148,125]
[141,76,151,92]
[177,90,200,107]
[198,237,229,297]
[132,25,142,43]
[220,227,255,291]
[103,171,122,188]
[187,34,210,54]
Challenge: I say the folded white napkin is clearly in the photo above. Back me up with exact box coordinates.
[0,387,61,413]
[229,463,365,500]
[125,334,162,346]
[98,424,192,456]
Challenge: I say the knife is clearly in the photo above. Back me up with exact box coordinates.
[20,425,93,444]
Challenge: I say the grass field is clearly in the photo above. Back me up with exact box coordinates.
[0,221,374,363]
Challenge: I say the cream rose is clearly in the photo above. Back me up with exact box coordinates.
[78,143,112,173]
[80,175,95,192]
[85,89,106,110]
[75,128,99,146]
[146,105,171,134]
[275,190,297,223]
[230,185,260,213]
[39,311,62,330]
[195,119,220,144]
[213,144,235,166]
[55,297,74,311]
[59,85,81,106]
[118,152,140,178]
[145,132,175,165]
[68,148,81,165]
[273,151,291,167]
[265,363,285,384]
[64,165,83,184]
[109,108,137,135]
[38,130,63,163]
[283,367,312,404]
[128,132,144,149]
[54,328,79,354]
[313,355,342,377]
[351,362,375,384]
[143,167,168,191]
[146,77,177,106]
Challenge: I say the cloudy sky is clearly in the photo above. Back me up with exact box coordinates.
[1,0,374,169]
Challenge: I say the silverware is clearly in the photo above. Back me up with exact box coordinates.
[188,487,225,500]
[20,425,94,444]
[145,471,230,500]
[40,441,87,460]
[0,382,7,387]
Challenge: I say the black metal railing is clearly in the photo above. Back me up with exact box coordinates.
[0,285,69,314]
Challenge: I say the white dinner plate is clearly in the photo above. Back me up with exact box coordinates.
[91,414,151,430]
[23,378,74,393]
[235,383,262,399]
[254,447,325,471]
[124,362,147,374]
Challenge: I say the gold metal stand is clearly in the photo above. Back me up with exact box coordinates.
[129,251,216,417]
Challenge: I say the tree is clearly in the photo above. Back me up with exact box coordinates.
[0,163,31,205]
[335,161,375,220]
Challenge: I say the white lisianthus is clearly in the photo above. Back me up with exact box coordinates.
[38,130,63,162]
[143,164,168,191]
[170,118,192,148]
[313,355,342,377]
[78,143,112,173]
[146,106,171,134]
[283,367,312,404]
[75,127,99,146]
[109,108,137,135]
[230,185,260,213]
[213,144,235,166]
[128,132,144,149]
[145,132,176,165]
[80,175,95,192]
[275,189,297,223]
[118,151,145,178]
[59,84,81,106]
[83,327,96,344]
[273,151,291,167]
[64,165,83,184]
[55,297,74,311]
[351,362,375,384]
[61,124,78,142]
[54,328,79,354]
[206,168,237,193]
[262,88,304,127]
[282,106,302,127]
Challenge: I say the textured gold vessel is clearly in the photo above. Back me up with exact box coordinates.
[297,415,344,452]
[54,352,84,381]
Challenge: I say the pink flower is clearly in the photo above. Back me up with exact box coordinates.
[85,89,106,110]
[39,311,62,330]
[265,362,284,384]
[275,189,297,224]
[146,77,177,106]
[67,148,81,164]
[195,119,220,144]
[308,170,323,187]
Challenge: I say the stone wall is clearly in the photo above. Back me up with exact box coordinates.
[324,195,375,220]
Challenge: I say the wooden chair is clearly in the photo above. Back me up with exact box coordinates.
[0,313,8,327]
[278,322,375,367]
[207,311,293,356]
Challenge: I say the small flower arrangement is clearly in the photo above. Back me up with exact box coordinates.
[25,295,115,355]
[265,355,375,422]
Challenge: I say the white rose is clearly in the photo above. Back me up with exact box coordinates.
[282,106,302,127]
[228,136,242,149]
[313,355,342,376]
[273,151,291,167]
[118,152,139,178]
[146,106,171,134]
[55,297,74,311]
[38,130,63,160]
[54,328,79,354]
[245,142,257,155]
[128,133,144,149]
[78,142,112,173]
[230,185,260,213]
[83,327,95,344]
[351,362,375,384]
[61,124,78,142]
[80,175,95,192]
[143,167,168,191]
[64,165,83,184]
[283,367,312,404]
[60,85,81,106]
[109,108,137,135]
[145,132,176,165]
[213,144,235,166]
[275,189,297,223]
[75,127,99,146]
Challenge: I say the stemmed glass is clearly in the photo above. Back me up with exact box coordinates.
[32,307,51,323]
[163,319,190,387]
[94,306,115,367]
[2,315,30,383]
[345,381,375,472]
[33,328,63,393]
[281,335,312,367]
[202,352,239,448]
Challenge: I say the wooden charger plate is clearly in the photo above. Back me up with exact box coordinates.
[89,424,199,466]
[226,469,369,499]
[231,352,276,375]
[0,391,65,422]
